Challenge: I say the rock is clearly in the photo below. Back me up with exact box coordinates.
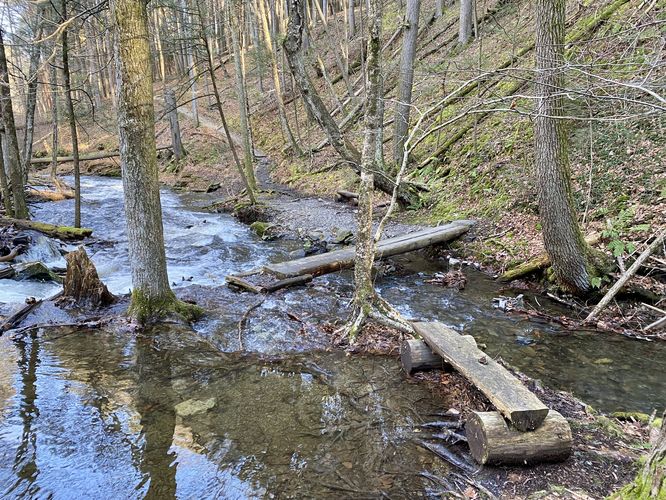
[250,221,277,240]
[175,397,216,417]
[331,229,354,245]
[12,262,62,283]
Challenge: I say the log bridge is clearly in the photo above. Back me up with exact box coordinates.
[226,221,475,293]
[404,322,572,466]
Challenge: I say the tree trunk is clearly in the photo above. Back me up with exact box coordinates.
[49,50,59,182]
[434,0,444,19]
[165,90,185,161]
[347,0,356,38]
[392,0,421,166]
[283,0,420,207]
[459,0,473,44]
[111,0,198,323]
[0,29,28,219]
[228,0,258,191]
[22,22,44,184]
[0,135,12,215]
[534,0,598,295]
[61,0,81,228]
[180,0,199,127]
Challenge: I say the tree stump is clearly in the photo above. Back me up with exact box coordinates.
[466,410,572,465]
[63,246,116,306]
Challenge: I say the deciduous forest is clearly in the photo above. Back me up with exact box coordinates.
[0,0,664,497]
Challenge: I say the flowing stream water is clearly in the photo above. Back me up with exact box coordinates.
[0,176,664,498]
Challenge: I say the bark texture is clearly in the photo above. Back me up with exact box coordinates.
[534,0,597,295]
[392,0,422,165]
[63,247,116,306]
[111,0,193,322]
[459,0,473,44]
[0,29,28,219]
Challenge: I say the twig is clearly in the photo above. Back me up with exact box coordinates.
[237,299,265,350]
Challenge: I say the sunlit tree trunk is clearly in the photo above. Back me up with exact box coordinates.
[459,0,473,44]
[22,20,44,183]
[0,137,12,216]
[0,28,28,219]
[534,0,600,295]
[111,0,197,323]
[228,0,258,191]
[257,0,302,154]
[392,0,421,165]
[61,0,81,228]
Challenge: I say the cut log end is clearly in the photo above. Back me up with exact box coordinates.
[400,336,477,374]
[466,410,572,465]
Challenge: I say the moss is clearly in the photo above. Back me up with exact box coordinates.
[128,289,203,324]
[249,221,275,240]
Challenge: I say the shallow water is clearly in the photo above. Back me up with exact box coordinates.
[0,176,664,497]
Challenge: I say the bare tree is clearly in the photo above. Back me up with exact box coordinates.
[110,0,199,323]
[392,0,421,166]
[0,28,28,219]
[459,0,473,44]
[534,0,604,295]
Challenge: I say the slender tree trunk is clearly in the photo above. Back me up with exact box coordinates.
[228,0,258,191]
[459,0,473,44]
[0,29,28,219]
[180,0,199,127]
[22,23,44,183]
[257,0,302,154]
[347,0,356,38]
[0,136,13,216]
[392,0,421,165]
[49,56,59,182]
[353,0,383,324]
[203,34,257,204]
[534,0,599,295]
[61,0,81,228]
[434,0,444,19]
[165,90,185,161]
[110,0,196,323]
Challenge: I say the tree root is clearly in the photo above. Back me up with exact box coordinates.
[337,293,414,342]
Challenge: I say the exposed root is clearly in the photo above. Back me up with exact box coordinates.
[336,293,414,343]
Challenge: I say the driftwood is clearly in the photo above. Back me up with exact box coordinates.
[335,190,359,205]
[501,232,601,281]
[586,230,665,323]
[466,410,572,465]
[412,321,548,431]
[0,218,92,240]
[62,247,116,307]
[0,245,23,262]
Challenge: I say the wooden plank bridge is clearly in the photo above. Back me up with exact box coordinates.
[226,220,475,293]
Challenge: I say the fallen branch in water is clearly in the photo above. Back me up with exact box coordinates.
[0,291,63,334]
[237,299,265,350]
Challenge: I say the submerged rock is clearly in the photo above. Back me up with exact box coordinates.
[175,397,216,417]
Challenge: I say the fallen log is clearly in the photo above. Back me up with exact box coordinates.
[586,230,666,323]
[264,222,475,279]
[0,218,92,240]
[466,410,572,465]
[30,146,171,165]
[400,336,477,374]
[0,246,23,263]
[501,232,600,282]
[412,321,548,431]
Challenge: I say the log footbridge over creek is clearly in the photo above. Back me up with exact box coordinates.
[226,219,572,466]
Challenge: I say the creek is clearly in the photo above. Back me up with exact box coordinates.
[0,176,663,497]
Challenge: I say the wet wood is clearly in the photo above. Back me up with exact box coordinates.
[0,218,92,240]
[401,336,477,374]
[225,275,264,294]
[466,410,572,465]
[264,221,475,279]
[63,247,116,306]
[412,321,549,431]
